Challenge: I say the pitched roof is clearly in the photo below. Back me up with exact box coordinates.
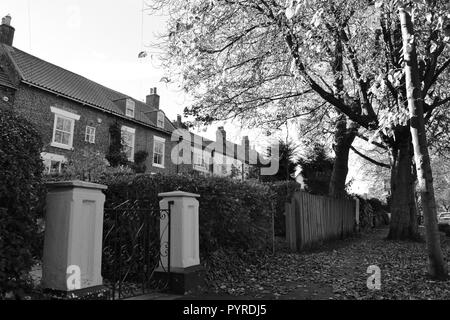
[0,44,174,131]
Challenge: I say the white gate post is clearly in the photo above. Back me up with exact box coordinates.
[42,181,108,299]
[156,191,205,294]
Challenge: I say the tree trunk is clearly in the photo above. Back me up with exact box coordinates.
[387,130,420,240]
[399,6,447,279]
[329,115,356,198]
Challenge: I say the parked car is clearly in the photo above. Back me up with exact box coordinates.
[438,212,450,224]
[438,212,450,235]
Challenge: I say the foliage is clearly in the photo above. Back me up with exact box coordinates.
[0,109,44,299]
[266,181,302,236]
[297,143,334,195]
[431,154,450,211]
[98,173,275,256]
[152,0,450,239]
[261,140,298,182]
[60,147,109,181]
[354,195,390,230]
[105,122,128,167]
[204,228,450,300]
[133,150,149,174]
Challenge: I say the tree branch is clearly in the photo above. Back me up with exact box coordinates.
[350,146,391,168]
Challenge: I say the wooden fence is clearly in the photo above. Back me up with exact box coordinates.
[285,191,357,251]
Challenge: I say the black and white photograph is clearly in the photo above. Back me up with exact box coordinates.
[1,0,450,310]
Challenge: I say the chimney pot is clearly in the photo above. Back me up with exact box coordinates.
[0,15,14,46]
[2,15,11,26]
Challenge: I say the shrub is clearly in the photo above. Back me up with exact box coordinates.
[105,122,128,167]
[0,109,44,298]
[133,150,149,173]
[354,196,390,230]
[61,147,109,181]
[267,181,302,236]
[98,173,275,258]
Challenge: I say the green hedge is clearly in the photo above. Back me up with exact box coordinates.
[98,173,275,257]
[0,109,44,298]
[267,181,302,236]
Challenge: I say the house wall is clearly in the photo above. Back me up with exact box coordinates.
[10,84,176,174]
[0,85,15,109]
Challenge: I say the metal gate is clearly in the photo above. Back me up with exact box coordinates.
[102,199,171,300]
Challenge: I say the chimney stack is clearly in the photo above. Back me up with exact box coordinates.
[242,136,250,163]
[177,114,182,128]
[0,14,15,46]
[216,126,227,153]
[146,87,160,110]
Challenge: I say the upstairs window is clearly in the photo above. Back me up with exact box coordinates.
[157,111,165,129]
[126,99,135,118]
[85,126,96,144]
[121,126,136,162]
[194,149,209,172]
[50,107,80,150]
[153,136,165,168]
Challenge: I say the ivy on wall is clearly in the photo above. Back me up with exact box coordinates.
[105,122,128,168]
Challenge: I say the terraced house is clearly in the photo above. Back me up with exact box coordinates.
[0,15,260,179]
[0,15,178,175]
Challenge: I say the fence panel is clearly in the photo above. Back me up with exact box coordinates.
[285,191,356,251]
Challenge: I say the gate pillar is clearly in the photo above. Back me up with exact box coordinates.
[42,181,108,299]
[157,191,205,294]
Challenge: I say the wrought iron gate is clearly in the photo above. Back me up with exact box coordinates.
[102,199,171,300]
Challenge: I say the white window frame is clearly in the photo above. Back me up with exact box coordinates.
[193,148,209,172]
[125,99,135,118]
[121,126,136,162]
[152,136,165,168]
[41,153,67,175]
[157,111,165,129]
[50,107,80,150]
[85,126,96,144]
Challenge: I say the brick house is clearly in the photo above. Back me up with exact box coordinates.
[0,15,176,176]
[0,15,262,179]
[173,117,260,180]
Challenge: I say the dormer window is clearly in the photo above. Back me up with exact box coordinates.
[157,111,165,129]
[126,99,135,118]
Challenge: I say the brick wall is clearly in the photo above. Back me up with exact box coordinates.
[0,85,15,110]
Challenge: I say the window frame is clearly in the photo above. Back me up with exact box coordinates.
[157,111,165,129]
[85,126,96,144]
[193,148,209,172]
[121,126,136,162]
[50,107,80,150]
[125,99,135,118]
[152,136,165,168]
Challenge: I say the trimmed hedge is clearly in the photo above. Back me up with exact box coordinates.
[98,173,275,257]
[267,181,302,236]
[0,109,44,298]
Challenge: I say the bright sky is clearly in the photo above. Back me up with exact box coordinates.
[3,0,186,115]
